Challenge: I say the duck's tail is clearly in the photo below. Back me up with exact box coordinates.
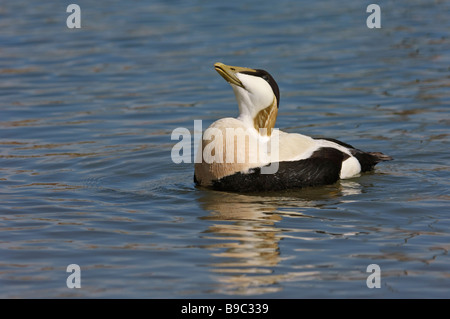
[368,152,393,162]
[350,150,393,172]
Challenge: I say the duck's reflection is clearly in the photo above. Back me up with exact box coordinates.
[196,180,362,295]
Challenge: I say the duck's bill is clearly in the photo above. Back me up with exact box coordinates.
[214,62,255,88]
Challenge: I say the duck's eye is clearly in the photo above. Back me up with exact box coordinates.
[262,74,269,82]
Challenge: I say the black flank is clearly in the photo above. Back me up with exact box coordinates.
[211,147,346,192]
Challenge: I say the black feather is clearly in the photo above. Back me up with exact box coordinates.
[314,137,355,149]
[210,147,346,192]
[240,69,280,108]
[350,149,393,172]
[314,137,393,172]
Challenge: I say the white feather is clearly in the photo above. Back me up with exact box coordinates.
[340,156,361,179]
[232,73,274,119]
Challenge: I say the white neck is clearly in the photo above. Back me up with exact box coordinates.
[231,85,253,118]
[236,113,255,130]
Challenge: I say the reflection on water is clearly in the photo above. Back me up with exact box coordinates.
[199,192,283,295]
[196,181,363,295]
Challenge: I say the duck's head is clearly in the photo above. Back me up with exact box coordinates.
[214,62,280,135]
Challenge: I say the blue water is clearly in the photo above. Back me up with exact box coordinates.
[0,0,449,298]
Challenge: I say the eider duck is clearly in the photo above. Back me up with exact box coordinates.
[194,62,392,192]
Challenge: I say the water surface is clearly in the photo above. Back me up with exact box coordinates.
[0,0,449,298]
